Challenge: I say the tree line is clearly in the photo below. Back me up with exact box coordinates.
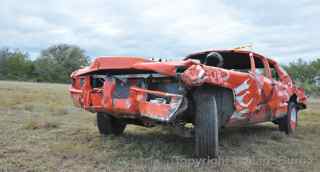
[0,44,319,95]
[283,58,320,96]
[0,44,89,83]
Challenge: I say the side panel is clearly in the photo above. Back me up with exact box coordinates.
[272,63,307,109]
[180,64,265,125]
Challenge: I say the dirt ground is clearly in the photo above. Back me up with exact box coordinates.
[0,81,319,172]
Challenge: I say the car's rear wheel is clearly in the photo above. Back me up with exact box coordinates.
[97,112,127,135]
[193,88,219,158]
[278,102,298,134]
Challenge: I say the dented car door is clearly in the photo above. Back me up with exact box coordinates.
[244,54,274,123]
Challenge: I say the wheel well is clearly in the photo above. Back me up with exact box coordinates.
[289,94,297,103]
[191,85,234,127]
[289,94,306,110]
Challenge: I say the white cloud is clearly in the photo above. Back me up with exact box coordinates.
[0,0,319,63]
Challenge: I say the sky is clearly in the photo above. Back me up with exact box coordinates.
[0,0,319,63]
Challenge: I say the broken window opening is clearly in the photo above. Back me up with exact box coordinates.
[186,51,257,73]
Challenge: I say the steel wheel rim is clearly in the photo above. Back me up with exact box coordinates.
[290,107,297,129]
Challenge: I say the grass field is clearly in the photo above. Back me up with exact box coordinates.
[0,81,319,172]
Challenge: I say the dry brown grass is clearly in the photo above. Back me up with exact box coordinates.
[23,120,59,130]
[0,80,319,171]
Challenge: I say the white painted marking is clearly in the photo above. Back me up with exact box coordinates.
[234,79,249,95]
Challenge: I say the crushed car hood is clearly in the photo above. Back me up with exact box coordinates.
[71,56,200,77]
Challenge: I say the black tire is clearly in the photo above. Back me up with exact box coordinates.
[193,88,219,158]
[97,112,126,135]
[278,102,298,135]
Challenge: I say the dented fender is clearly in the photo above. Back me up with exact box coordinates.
[180,64,262,114]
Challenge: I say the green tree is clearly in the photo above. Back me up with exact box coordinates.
[0,48,33,80]
[0,48,10,79]
[284,58,320,96]
[310,58,320,77]
[34,44,89,83]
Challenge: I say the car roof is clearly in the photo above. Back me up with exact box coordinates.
[184,49,277,63]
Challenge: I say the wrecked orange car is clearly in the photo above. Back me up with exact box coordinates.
[69,49,307,158]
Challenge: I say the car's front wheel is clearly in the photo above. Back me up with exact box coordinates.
[193,88,219,158]
[97,112,127,135]
[278,102,298,134]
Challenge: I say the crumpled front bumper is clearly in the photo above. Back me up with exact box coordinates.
[69,79,185,122]
[129,87,185,121]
